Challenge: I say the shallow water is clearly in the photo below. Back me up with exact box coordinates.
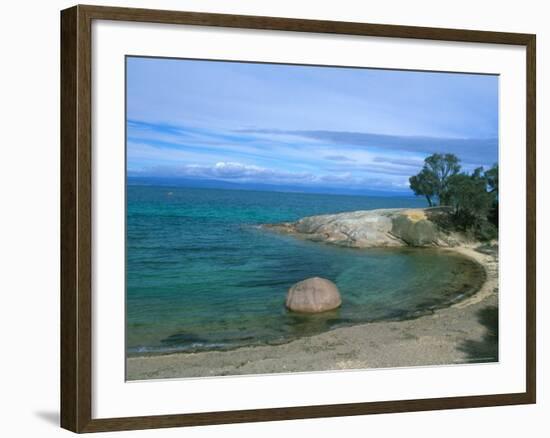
[126,185,484,355]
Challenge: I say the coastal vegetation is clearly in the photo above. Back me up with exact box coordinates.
[409,153,498,240]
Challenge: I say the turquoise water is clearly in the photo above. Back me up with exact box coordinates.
[126,185,484,355]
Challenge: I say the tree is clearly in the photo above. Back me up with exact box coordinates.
[484,164,499,226]
[446,167,497,239]
[409,156,499,241]
[409,153,461,206]
[409,168,438,206]
[485,163,498,193]
[447,173,490,223]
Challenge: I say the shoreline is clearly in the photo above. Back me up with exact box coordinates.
[443,244,498,308]
[127,243,498,380]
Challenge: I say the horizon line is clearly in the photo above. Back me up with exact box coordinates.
[126,176,417,198]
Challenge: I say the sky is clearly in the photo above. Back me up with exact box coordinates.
[126,56,499,195]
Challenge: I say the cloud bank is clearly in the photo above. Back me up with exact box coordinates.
[238,129,498,165]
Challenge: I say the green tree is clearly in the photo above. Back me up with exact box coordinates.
[485,163,498,194]
[409,168,438,206]
[409,153,461,206]
[446,167,497,239]
[484,164,499,226]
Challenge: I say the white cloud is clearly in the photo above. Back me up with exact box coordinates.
[141,161,316,184]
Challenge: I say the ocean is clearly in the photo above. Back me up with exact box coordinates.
[126,185,483,355]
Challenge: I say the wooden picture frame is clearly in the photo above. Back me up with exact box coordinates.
[61,4,536,433]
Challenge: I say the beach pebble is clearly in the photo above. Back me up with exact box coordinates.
[286,277,342,313]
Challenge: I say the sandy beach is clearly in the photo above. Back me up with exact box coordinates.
[127,243,498,381]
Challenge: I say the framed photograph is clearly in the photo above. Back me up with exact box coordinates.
[60,5,536,433]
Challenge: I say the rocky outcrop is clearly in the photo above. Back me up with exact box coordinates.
[286,277,342,313]
[266,207,462,249]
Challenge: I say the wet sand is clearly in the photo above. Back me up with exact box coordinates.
[126,244,498,380]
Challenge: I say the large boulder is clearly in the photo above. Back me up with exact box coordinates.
[293,209,399,247]
[390,211,440,246]
[286,277,342,313]
[265,208,454,248]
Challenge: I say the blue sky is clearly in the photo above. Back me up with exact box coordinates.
[126,56,498,194]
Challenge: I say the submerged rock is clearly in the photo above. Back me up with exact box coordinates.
[286,277,342,313]
[266,207,461,248]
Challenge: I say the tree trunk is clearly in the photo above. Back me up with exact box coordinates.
[425,196,433,207]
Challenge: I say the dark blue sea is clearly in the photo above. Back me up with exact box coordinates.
[126,185,482,355]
